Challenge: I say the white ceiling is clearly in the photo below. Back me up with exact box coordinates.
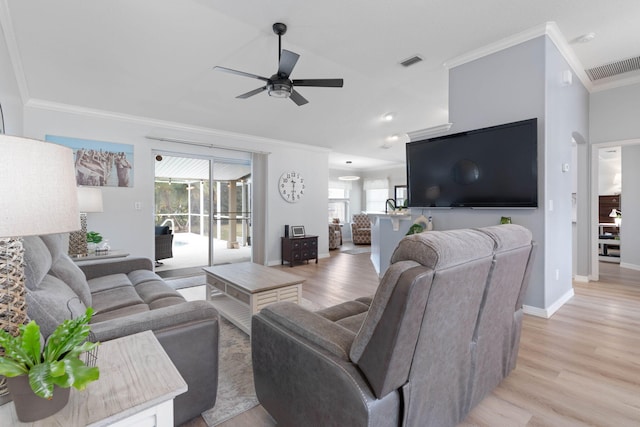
[3,1,640,170]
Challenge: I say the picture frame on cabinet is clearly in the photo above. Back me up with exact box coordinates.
[291,225,305,237]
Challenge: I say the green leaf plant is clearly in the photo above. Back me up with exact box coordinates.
[86,231,103,244]
[0,307,100,399]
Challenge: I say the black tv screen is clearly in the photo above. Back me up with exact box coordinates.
[406,118,538,208]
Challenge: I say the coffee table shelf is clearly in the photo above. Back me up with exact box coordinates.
[203,262,305,334]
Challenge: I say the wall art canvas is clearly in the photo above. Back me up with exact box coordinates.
[45,135,134,187]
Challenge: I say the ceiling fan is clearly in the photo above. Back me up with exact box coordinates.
[214,22,344,106]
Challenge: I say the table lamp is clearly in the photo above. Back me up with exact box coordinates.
[69,187,104,257]
[0,135,79,398]
[609,208,622,227]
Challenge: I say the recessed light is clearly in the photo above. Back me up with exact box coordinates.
[387,134,400,142]
[382,112,396,122]
[575,32,596,44]
[338,175,360,181]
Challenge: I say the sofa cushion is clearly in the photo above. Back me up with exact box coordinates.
[128,269,163,286]
[316,300,369,322]
[91,304,150,323]
[23,236,53,291]
[390,228,495,270]
[135,280,184,305]
[26,274,87,337]
[336,312,367,333]
[155,225,171,235]
[88,273,132,293]
[91,285,145,314]
[49,256,92,306]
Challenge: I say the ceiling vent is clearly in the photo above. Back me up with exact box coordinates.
[586,56,640,81]
[400,55,423,67]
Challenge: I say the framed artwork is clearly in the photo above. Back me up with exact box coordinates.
[45,135,134,187]
[291,225,305,237]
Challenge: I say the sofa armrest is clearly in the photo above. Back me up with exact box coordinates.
[89,300,218,341]
[79,257,153,280]
[259,302,356,359]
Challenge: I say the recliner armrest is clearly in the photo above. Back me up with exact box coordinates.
[89,300,218,341]
[79,257,154,280]
[259,302,356,359]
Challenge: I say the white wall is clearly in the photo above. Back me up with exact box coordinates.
[22,105,330,267]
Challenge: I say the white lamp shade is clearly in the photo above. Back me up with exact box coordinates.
[78,186,103,213]
[0,135,80,237]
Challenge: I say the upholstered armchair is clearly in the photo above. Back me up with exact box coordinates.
[154,225,173,265]
[252,225,534,427]
[350,213,371,245]
[329,223,342,249]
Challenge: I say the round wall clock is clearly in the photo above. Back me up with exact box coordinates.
[278,171,305,203]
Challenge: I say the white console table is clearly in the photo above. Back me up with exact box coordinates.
[368,213,413,277]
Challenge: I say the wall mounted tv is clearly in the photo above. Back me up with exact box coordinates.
[406,118,538,208]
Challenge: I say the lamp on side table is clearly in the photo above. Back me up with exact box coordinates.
[0,135,79,402]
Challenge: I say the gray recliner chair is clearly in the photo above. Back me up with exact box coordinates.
[252,224,534,427]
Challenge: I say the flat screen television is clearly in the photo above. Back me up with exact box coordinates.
[406,118,538,208]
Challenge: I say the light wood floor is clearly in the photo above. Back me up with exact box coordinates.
[182,253,640,427]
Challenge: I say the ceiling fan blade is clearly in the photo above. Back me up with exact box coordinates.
[292,78,344,87]
[237,86,267,99]
[214,66,270,82]
[277,50,300,77]
[290,89,309,106]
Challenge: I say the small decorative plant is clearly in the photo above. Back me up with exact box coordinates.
[0,307,100,399]
[86,231,103,244]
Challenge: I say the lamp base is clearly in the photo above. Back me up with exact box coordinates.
[69,213,88,257]
[0,237,29,401]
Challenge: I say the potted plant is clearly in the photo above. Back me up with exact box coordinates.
[0,307,100,422]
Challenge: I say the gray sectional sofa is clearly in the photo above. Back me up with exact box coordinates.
[22,234,219,426]
[252,224,534,427]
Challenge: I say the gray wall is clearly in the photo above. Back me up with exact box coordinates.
[590,83,640,144]
[0,26,23,134]
[621,145,640,268]
[590,82,640,272]
[543,37,589,304]
[441,35,588,311]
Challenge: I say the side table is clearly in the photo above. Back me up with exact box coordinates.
[0,330,187,426]
[281,235,318,266]
[72,250,129,265]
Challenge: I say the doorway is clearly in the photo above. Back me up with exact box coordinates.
[153,153,252,277]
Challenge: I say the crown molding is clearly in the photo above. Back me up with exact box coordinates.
[0,0,30,103]
[590,72,640,93]
[444,22,593,92]
[24,98,331,153]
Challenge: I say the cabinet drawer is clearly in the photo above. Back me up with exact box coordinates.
[226,283,250,305]
[206,276,226,292]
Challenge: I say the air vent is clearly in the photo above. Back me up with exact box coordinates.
[400,55,423,67]
[586,56,640,81]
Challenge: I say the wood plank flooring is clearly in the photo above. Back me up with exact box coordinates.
[182,252,640,427]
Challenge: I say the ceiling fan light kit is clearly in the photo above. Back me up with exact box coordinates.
[214,22,343,106]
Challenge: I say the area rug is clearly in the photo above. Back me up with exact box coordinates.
[177,280,324,426]
[202,317,258,426]
[342,246,371,255]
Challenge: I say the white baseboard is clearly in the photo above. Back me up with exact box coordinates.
[620,262,640,271]
[523,288,575,319]
[573,274,589,283]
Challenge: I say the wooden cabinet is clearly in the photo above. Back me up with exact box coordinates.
[282,235,318,266]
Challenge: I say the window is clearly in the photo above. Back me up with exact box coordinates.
[364,179,389,213]
[328,181,350,223]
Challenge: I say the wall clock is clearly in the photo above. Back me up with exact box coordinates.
[278,171,305,203]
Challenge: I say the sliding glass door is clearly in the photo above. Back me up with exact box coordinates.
[154,153,251,276]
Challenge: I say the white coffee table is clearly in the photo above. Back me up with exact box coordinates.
[203,262,305,334]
